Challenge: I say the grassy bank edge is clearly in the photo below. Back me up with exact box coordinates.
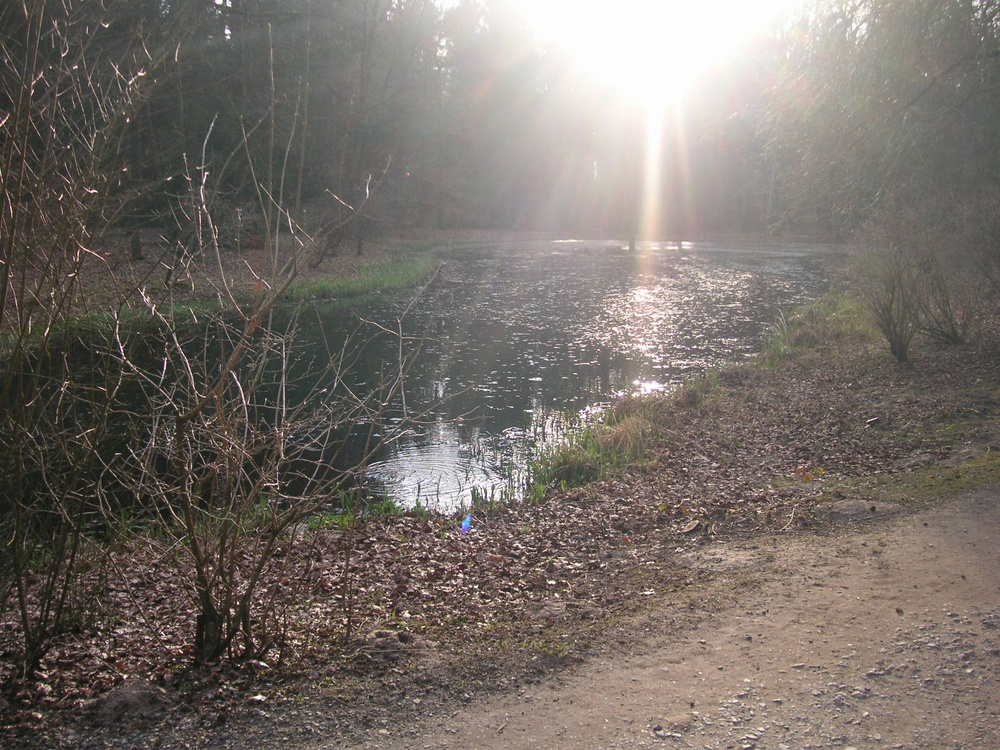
[0,241,446,359]
[282,250,441,305]
[525,291,1000,510]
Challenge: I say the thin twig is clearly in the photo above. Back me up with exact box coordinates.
[780,506,797,531]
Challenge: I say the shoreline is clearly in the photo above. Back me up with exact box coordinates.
[4,248,1000,748]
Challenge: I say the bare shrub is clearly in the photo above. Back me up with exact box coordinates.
[914,244,984,344]
[857,245,922,362]
[0,0,160,680]
[0,0,404,686]
[116,301,413,663]
[856,201,985,361]
[961,190,1000,308]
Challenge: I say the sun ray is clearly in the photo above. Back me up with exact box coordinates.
[640,104,666,241]
[518,0,801,113]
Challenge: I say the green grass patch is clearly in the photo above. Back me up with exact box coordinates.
[0,298,229,361]
[829,451,1000,507]
[1,254,439,360]
[284,256,439,304]
[670,371,724,410]
[762,292,877,361]
[526,413,655,502]
[305,496,407,530]
[396,239,440,254]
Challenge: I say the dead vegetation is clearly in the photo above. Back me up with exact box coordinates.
[4,310,1000,749]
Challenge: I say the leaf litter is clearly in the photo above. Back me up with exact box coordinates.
[3,329,1000,749]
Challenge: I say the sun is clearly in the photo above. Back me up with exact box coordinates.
[518,0,801,110]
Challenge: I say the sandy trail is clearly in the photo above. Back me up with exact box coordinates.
[333,490,1000,750]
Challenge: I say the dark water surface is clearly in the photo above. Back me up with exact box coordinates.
[295,240,846,511]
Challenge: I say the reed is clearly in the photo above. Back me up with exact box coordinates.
[762,292,875,360]
[524,413,655,502]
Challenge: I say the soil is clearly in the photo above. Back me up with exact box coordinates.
[4,240,1000,749]
[336,488,1000,750]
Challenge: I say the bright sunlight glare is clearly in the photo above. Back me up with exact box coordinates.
[518,0,801,108]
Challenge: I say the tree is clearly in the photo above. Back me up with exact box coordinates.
[759,0,1000,234]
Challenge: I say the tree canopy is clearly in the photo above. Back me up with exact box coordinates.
[7,0,1000,238]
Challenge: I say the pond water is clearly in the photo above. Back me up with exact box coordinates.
[294,240,847,512]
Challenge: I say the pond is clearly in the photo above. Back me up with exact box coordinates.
[293,240,847,512]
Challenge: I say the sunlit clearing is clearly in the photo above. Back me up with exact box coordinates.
[520,0,801,109]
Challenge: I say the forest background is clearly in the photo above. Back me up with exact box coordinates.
[13,0,1000,242]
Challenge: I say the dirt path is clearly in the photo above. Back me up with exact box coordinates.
[333,490,1000,750]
